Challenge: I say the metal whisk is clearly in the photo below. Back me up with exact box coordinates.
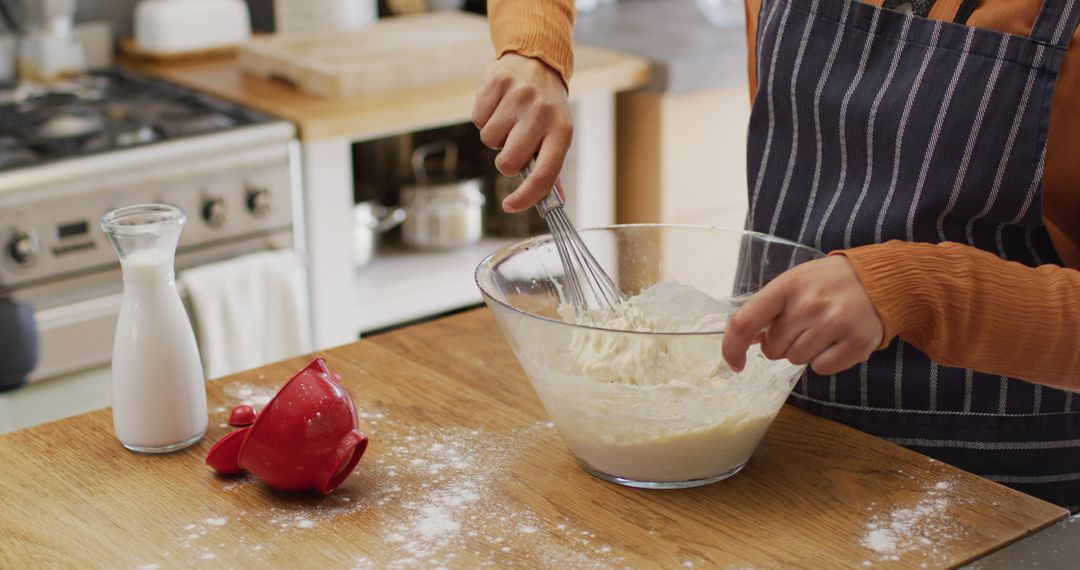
[520,163,627,316]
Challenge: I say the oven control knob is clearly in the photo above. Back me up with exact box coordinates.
[7,231,40,266]
[202,198,226,228]
[246,187,272,218]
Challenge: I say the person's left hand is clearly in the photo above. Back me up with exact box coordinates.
[722,256,884,376]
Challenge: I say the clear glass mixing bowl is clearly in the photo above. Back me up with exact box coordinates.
[475,225,825,489]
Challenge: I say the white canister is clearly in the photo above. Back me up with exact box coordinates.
[274,0,378,35]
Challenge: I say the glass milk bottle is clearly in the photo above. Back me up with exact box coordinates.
[101,204,207,453]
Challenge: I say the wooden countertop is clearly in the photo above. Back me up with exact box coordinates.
[0,309,1067,568]
[124,46,650,142]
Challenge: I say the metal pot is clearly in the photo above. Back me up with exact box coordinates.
[484,173,547,238]
[352,200,404,268]
[400,141,485,249]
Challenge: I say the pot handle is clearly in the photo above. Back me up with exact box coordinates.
[375,207,406,233]
[411,140,458,184]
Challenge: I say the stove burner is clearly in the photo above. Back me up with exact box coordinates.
[0,69,275,172]
[34,110,104,141]
[113,124,158,147]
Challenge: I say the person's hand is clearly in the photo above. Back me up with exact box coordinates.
[472,53,573,213]
[722,256,884,376]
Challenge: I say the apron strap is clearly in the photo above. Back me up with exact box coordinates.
[924,0,977,23]
[1031,0,1080,49]
[952,0,978,24]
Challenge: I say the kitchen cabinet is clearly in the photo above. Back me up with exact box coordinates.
[126,28,649,349]
[576,0,753,229]
[0,308,1067,567]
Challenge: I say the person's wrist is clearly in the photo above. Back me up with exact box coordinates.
[830,245,924,350]
[498,51,569,94]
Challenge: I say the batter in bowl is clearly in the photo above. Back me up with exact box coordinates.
[519,281,802,486]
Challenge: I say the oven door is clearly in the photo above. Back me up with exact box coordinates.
[0,230,297,434]
[0,286,199,434]
[29,283,207,381]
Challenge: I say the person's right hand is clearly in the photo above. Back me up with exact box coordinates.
[472,53,574,213]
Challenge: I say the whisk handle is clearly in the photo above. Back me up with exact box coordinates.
[519,162,564,218]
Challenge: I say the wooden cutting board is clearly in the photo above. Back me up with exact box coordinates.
[237,12,495,98]
[0,309,1067,568]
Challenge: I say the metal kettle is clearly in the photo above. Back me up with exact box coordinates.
[400,141,485,250]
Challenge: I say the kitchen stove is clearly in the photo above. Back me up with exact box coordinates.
[0,69,273,169]
[0,67,301,397]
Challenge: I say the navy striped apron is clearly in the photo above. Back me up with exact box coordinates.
[747,0,1080,510]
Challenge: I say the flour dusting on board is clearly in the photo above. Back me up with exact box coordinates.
[133,403,626,568]
[221,381,276,408]
[368,420,624,569]
[860,476,969,565]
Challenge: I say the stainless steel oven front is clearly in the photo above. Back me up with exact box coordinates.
[0,122,302,432]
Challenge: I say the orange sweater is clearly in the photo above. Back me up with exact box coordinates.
[489,0,1080,390]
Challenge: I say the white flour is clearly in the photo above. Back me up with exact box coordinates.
[372,422,622,569]
[860,477,968,564]
[517,281,802,483]
[137,403,625,569]
[221,381,276,409]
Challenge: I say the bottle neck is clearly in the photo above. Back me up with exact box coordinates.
[119,250,176,285]
[122,272,176,287]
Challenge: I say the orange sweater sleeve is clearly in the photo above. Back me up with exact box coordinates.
[745,0,763,97]
[834,242,1080,391]
[488,0,576,87]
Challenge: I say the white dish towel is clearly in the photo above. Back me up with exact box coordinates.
[179,250,313,379]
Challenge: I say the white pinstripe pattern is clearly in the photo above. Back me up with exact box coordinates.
[987,472,1080,484]
[875,22,943,243]
[936,37,1011,243]
[859,362,869,407]
[967,45,1047,246]
[815,7,882,251]
[844,15,914,249]
[887,437,1080,451]
[997,145,1047,260]
[1052,0,1079,45]
[928,362,939,411]
[755,0,784,91]
[905,28,976,242]
[963,369,974,413]
[748,0,795,224]
[802,369,809,396]
[764,4,1080,503]
[793,0,853,247]
[765,0,821,237]
[789,391,1080,416]
[894,340,905,409]
[1067,392,1074,413]
[998,376,1009,414]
